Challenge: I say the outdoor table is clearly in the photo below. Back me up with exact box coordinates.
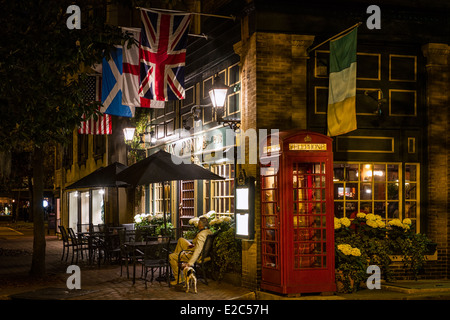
[125,239,177,284]
[78,231,106,265]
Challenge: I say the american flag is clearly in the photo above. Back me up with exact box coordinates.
[139,9,191,101]
[79,75,112,135]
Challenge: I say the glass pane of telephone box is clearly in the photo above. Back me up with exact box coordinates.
[292,162,327,269]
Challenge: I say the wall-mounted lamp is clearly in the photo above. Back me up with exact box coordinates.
[209,74,241,131]
[124,125,157,147]
[123,127,136,142]
[209,75,229,108]
[139,130,156,146]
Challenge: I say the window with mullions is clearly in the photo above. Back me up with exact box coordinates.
[333,162,420,232]
[206,164,235,215]
[149,182,171,215]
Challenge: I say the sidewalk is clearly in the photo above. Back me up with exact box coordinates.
[0,234,253,300]
[1,225,450,301]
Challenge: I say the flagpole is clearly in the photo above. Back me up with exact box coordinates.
[137,6,236,21]
[307,22,362,54]
[120,25,208,40]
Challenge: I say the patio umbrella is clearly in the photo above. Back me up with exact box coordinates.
[117,149,225,229]
[66,162,129,189]
[66,162,130,226]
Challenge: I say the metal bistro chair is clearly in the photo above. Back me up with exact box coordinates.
[58,226,71,262]
[117,229,133,278]
[141,236,171,288]
[193,233,217,285]
[67,227,89,264]
[177,233,217,285]
[104,227,125,264]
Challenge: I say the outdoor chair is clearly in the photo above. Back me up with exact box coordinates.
[93,224,107,233]
[104,227,125,263]
[118,229,133,278]
[177,233,217,285]
[77,223,92,233]
[192,233,217,284]
[67,227,89,264]
[59,226,71,262]
[141,236,171,288]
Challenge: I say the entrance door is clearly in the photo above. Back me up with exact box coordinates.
[288,158,332,288]
[179,180,195,234]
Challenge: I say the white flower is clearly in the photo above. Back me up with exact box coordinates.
[189,217,199,227]
[209,217,223,225]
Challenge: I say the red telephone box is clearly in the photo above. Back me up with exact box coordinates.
[260,130,336,295]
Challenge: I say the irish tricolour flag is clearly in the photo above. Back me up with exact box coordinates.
[327,27,358,136]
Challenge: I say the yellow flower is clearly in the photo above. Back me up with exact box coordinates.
[402,218,412,226]
[340,217,351,227]
[388,219,403,228]
[337,244,362,257]
[376,220,386,228]
[366,213,376,221]
[366,219,378,228]
[334,217,341,229]
[356,212,366,219]
[351,248,361,256]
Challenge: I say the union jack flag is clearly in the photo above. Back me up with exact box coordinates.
[139,9,191,101]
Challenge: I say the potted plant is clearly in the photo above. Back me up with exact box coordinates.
[335,243,368,293]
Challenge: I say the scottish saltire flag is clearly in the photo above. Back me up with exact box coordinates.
[121,28,165,108]
[139,9,191,101]
[79,75,112,135]
[101,47,135,117]
[327,27,358,136]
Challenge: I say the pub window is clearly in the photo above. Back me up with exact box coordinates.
[207,164,235,215]
[333,162,420,232]
[63,137,74,168]
[405,164,420,232]
[228,63,241,116]
[93,135,106,159]
[77,133,88,165]
[151,182,170,216]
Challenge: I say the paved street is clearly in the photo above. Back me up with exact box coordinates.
[2,222,450,306]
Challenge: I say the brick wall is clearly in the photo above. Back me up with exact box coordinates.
[422,43,450,279]
[234,25,314,289]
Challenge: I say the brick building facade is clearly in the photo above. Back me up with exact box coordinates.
[54,0,449,291]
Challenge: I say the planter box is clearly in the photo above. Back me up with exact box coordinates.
[389,243,438,262]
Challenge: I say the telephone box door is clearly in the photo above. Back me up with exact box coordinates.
[286,156,335,293]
